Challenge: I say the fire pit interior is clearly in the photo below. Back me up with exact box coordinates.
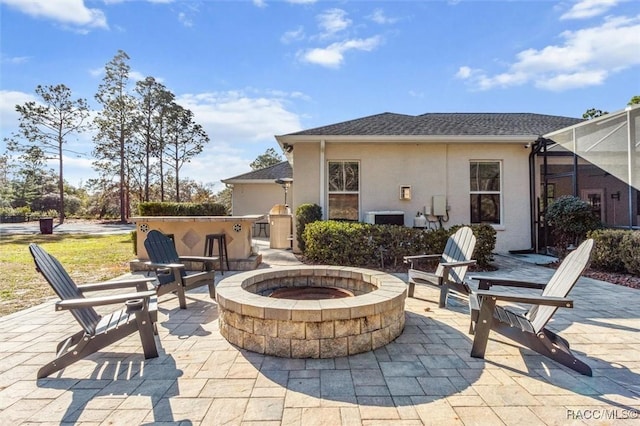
[267,286,355,300]
[216,266,407,358]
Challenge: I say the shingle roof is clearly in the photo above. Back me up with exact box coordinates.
[222,161,292,182]
[285,112,583,137]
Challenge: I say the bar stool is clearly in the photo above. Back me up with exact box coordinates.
[255,221,269,237]
[204,233,230,274]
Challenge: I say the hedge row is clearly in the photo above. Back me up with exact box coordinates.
[302,221,496,270]
[587,229,640,275]
[138,202,227,216]
[0,207,59,223]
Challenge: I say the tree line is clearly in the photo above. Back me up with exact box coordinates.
[3,50,212,223]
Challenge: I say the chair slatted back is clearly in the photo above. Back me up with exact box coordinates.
[527,239,594,333]
[144,230,184,285]
[29,244,101,335]
[435,226,476,284]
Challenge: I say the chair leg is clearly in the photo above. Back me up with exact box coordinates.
[177,285,187,309]
[134,310,158,359]
[537,329,592,376]
[38,331,119,379]
[438,285,448,308]
[407,281,415,298]
[470,296,497,358]
[55,330,84,354]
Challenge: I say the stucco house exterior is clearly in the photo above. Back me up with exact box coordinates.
[221,161,292,216]
[223,109,638,254]
[274,112,584,253]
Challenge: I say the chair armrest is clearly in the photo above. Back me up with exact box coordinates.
[473,289,573,308]
[55,290,157,310]
[144,261,185,269]
[179,255,219,263]
[441,259,476,268]
[470,276,546,291]
[77,277,156,293]
[403,254,441,262]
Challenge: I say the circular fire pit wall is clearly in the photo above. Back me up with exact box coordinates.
[216,266,407,358]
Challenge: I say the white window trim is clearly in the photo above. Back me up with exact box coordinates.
[326,160,360,221]
[469,160,503,226]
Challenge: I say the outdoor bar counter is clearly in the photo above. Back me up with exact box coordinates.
[132,215,264,270]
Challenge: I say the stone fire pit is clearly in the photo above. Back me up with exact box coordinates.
[216,266,407,358]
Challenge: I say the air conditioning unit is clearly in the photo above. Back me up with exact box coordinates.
[364,211,405,226]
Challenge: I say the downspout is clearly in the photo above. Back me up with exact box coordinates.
[529,137,546,252]
[320,140,326,219]
[572,127,578,196]
[627,107,634,229]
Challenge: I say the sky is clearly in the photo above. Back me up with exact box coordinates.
[1,0,639,192]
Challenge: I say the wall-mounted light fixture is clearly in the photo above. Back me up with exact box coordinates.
[611,191,620,200]
[399,185,412,200]
[283,143,294,153]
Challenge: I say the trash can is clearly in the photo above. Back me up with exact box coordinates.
[39,217,54,234]
[269,204,292,249]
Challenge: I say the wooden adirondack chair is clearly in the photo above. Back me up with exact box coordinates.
[143,230,217,309]
[468,238,594,376]
[403,226,477,307]
[29,243,159,379]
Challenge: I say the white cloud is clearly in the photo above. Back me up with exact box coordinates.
[287,0,317,4]
[561,0,622,20]
[253,0,267,8]
[1,0,108,30]
[173,90,304,189]
[457,15,640,91]
[1,55,31,65]
[298,36,382,68]
[455,66,472,79]
[176,90,303,143]
[368,8,398,25]
[0,90,35,132]
[536,70,608,90]
[281,26,305,44]
[317,8,352,38]
[178,12,193,27]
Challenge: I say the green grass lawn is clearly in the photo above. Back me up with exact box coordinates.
[0,234,136,317]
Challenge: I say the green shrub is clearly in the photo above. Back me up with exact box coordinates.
[620,231,640,276]
[0,206,27,222]
[138,202,227,216]
[545,195,601,254]
[587,229,628,272]
[452,224,496,267]
[303,221,378,266]
[303,221,496,269]
[295,203,322,252]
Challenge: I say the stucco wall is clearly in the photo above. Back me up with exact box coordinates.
[290,141,532,253]
[231,183,287,216]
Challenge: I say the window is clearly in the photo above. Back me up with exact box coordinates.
[328,161,359,221]
[470,161,501,224]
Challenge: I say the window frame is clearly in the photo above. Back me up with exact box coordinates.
[327,160,360,221]
[469,160,503,225]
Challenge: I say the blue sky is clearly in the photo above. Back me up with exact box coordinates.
[1,0,639,191]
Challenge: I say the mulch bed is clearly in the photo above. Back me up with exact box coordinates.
[580,269,640,290]
[545,261,640,290]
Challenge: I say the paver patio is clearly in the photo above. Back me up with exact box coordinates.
[0,240,638,425]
